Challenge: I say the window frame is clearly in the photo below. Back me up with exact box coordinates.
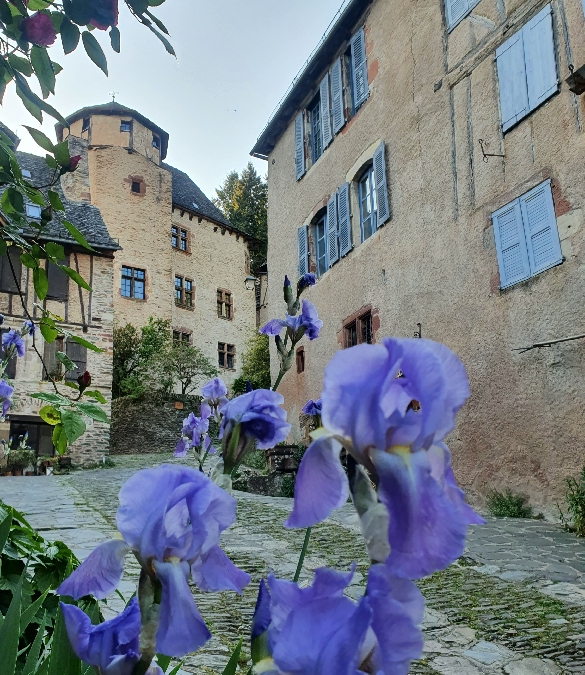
[358,165,378,242]
[313,213,328,278]
[217,289,233,320]
[173,330,191,344]
[175,275,194,308]
[0,247,23,294]
[446,0,481,31]
[121,266,146,300]
[296,347,305,374]
[343,310,374,349]
[218,342,236,370]
[120,120,132,133]
[82,117,90,132]
[152,135,160,149]
[308,95,323,164]
[172,226,189,252]
[26,203,42,219]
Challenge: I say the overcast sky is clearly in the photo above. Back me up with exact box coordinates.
[0,0,345,198]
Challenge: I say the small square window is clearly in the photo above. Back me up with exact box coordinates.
[120,121,132,132]
[21,169,31,179]
[26,203,42,219]
[343,311,373,348]
[131,181,141,194]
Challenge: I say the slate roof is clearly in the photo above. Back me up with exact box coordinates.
[15,151,120,252]
[163,162,246,233]
[56,102,169,160]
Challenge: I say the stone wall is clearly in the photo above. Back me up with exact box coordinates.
[109,397,200,455]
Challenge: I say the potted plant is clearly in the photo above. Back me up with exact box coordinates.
[7,434,36,476]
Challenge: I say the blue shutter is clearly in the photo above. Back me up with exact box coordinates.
[294,112,305,181]
[337,182,352,257]
[524,5,558,111]
[492,199,531,288]
[326,194,339,266]
[496,31,529,132]
[330,58,345,134]
[297,225,308,277]
[373,142,390,226]
[350,27,368,109]
[320,74,333,149]
[446,0,469,28]
[519,180,562,276]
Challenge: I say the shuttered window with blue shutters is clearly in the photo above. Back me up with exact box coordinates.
[326,194,339,267]
[492,179,562,289]
[337,183,352,257]
[320,74,333,150]
[330,58,345,135]
[294,113,306,181]
[373,142,390,227]
[496,4,558,133]
[350,27,368,110]
[314,215,328,277]
[445,0,481,30]
[297,225,308,277]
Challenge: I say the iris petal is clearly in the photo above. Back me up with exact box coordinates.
[57,540,129,600]
[191,545,250,593]
[284,436,348,529]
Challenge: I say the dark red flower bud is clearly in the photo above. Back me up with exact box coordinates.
[20,13,57,47]
[89,0,119,30]
[78,371,91,392]
[67,155,82,172]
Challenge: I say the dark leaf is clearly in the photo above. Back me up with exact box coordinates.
[14,73,68,126]
[53,140,70,167]
[16,85,43,123]
[55,350,76,372]
[23,125,54,153]
[30,392,69,405]
[60,17,80,55]
[145,9,169,34]
[3,186,24,213]
[64,0,92,26]
[84,389,106,404]
[0,575,22,675]
[74,402,108,424]
[82,31,108,76]
[58,264,91,292]
[61,409,86,444]
[69,334,102,353]
[45,240,65,259]
[147,23,175,56]
[109,26,120,52]
[128,0,149,12]
[47,603,82,675]
[20,589,48,632]
[221,639,242,675]
[0,508,11,554]
[0,0,12,24]
[33,265,49,300]
[61,220,95,251]
[0,240,6,256]
[22,610,46,675]
[20,253,37,268]
[7,53,33,76]
[38,319,58,343]
[45,154,58,169]
[30,45,55,97]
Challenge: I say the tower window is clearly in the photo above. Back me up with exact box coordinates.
[175,276,194,308]
[131,181,141,194]
[171,226,188,251]
[152,135,160,149]
[82,117,90,132]
[120,120,132,132]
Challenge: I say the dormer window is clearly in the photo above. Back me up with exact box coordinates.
[22,169,31,179]
[82,117,90,132]
[120,120,132,133]
[26,203,42,219]
[152,135,160,149]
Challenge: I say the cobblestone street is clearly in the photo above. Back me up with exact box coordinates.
[2,454,585,674]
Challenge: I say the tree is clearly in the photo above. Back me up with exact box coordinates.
[152,341,217,396]
[214,162,267,271]
[232,332,271,394]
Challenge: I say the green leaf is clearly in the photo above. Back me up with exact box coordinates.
[20,252,36,269]
[0,240,6,257]
[52,423,67,455]
[0,508,12,554]
[145,9,169,34]
[0,575,22,675]
[33,266,49,300]
[23,125,54,153]
[56,351,76,372]
[128,0,148,12]
[0,0,12,23]
[53,140,70,167]
[109,26,120,53]
[9,0,27,15]
[69,334,102,353]
[221,639,242,675]
[20,589,48,633]
[14,72,68,127]
[3,187,24,214]
[58,264,92,292]
[84,389,106,404]
[155,655,172,672]
[30,46,55,98]
[48,603,82,675]
[61,409,86,444]
[30,392,69,405]
[81,31,108,76]
[74,402,108,424]
[7,53,33,77]
[45,154,58,169]
[39,405,61,426]
[45,240,65,259]
[16,85,43,124]
[22,610,46,675]
[60,17,80,54]
[147,23,175,56]
[38,319,58,343]
[61,220,95,251]
[168,665,184,675]
[28,0,51,9]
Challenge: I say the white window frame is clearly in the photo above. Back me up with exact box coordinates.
[446,0,481,31]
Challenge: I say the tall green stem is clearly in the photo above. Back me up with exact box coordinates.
[293,527,312,582]
[132,569,161,675]
[271,368,286,392]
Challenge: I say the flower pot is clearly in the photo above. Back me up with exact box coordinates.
[25,471,34,476]
[12,469,23,476]
[2,471,11,476]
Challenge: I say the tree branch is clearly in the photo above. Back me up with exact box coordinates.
[512,333,585,353]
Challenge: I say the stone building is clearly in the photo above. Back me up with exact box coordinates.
[252,0,585,507]
[56,103,257,390]
[0,134,119,466]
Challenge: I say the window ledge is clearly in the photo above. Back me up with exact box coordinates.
[171,247,191,255]
[217,315,233,321]
[120,294,146,302]
[175,303,195,311]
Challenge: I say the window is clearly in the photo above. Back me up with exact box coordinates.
[0,328,17,379]
[46,256,69,301]
[0,248,22,293]
[445,0,481,30]
[26,203,41,219]
[309,96,323,163]
[9,418,54,458]
[120,120,132,132]
[296,347,305,374]
[491,179,562,289]
[175,276,193,307]
[82,117,90,132]
[64,340,87,383]
[172,226,188,251]
[173,330,191,344]
[314,215,327,277]
[131,181,141,194]
[344,311,373,348]
[121,266,145,299]
[359,167,377,241]
[43,335,64,380]
[496,5,558,132]
[21,169,31,179]
[152,135,160,149]
[218,343,235,369]
[217,290,233,320]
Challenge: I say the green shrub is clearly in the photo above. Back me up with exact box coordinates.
[559,467,585,537]
[280,475,295,498]
[486,489,533,518]
[241,449,267,473]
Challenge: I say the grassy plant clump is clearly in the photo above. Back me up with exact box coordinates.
[559,467,585,537]
[486,489,533,518]
[241,449,267,473]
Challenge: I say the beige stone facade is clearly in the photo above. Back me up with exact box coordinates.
[253,0,585,508]
[58,103,257,389]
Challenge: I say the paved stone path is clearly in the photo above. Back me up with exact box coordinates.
[2,453,585,674]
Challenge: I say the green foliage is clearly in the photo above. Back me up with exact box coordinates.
[214,162,267,271]
[280,475,295,498]
[152,341,217,397]
[559,467,585,537]
[241,449,267,473]
[486,489,533,518]
[232,332,271,395]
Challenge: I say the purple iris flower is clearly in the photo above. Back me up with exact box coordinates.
[286,338,483,579]
[22,320,36,336]
[0,379,13,418]
[260,299,322,342]
[57,464,250,657]
[251,565,423,675]
[201,377,228,416]
[297,273,316,291]
[174,412,210,457]
[60,598,163,675]
[301,398,322,416]
[2,329,25,358]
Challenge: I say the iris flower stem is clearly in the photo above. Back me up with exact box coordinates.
[293,527,312,583]
[272,368,286,392]
[132,570,161,675]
